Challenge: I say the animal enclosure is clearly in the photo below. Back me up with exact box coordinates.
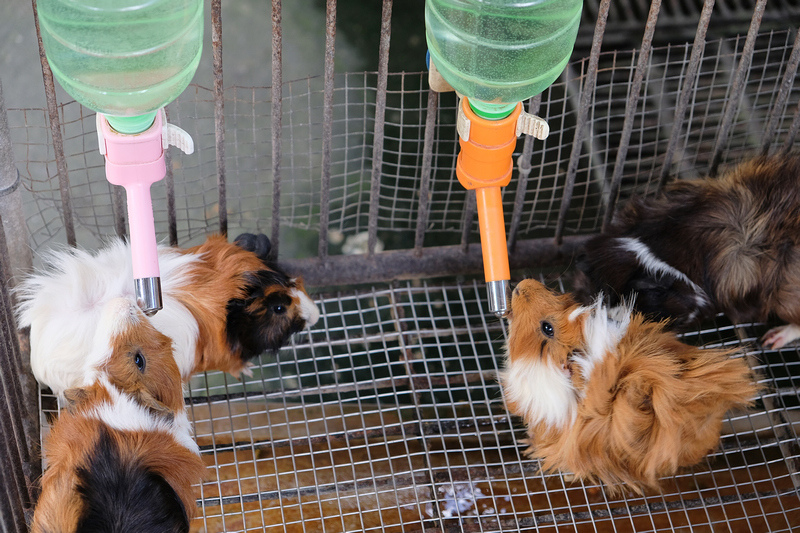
[1,0,799,531]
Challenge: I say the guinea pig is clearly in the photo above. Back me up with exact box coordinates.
[501,279,758,494]
[16,233,320,399]
[573,154,800,349]
[32,297,205,533]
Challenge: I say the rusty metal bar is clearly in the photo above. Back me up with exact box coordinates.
[782,97,800,155]
[366,0,392,256]
[31,0,76,247]
[0,79,32,287]
[163,109,178,246]
[0,216,35,526]
[709,0,766,175]
[212,0,227,237]
[414,90,439,255]
[554,0,610,244]
[318,0,337,261]
[460,189,476,252]
[602,0,662,230]
[508,96,541,253]
[112,187,126,239]
[760,29,800,155]
[280,235,588,288]
[0,453,26,533]
[271,0,283,258]
[658,0,716,192]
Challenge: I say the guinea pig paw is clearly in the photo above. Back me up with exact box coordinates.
[239,363,256,378]
[228,362,256,379]
[761,324,800,350]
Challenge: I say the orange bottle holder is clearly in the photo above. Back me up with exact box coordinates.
[456,99,522,283]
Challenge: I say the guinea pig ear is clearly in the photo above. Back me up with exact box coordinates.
[134,390,175,422]
[62,388,89,413]
[234,233,273,261]
[571,268,594,305]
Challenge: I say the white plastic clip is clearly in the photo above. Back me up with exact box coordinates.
[516,112,550,140]
[456,98,471,141]
[160,108,195,155]
[96,113,106,155]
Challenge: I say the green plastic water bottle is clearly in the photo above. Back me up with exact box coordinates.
[426,0,582,118]
[37,0,203,134]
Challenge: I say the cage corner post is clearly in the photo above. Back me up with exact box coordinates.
[0,75,38,532]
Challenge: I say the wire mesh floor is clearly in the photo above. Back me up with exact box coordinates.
[39,277,799,532]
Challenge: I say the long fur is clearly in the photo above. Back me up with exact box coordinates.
[574,154,800,348]
[16,234,320,398]
[32,298,205,533]
[501,279,758,494]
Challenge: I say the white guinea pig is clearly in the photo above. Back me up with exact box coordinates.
[32,297,205,533]
[16,233,319,399]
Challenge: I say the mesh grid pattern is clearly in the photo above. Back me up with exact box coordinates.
[15,17,800,533]
[37,279,800,532]
[11,31,800,253]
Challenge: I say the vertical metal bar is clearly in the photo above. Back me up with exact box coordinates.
[212,0,227,237]
[708,0,766,175]
[414,90,439,255]
[112,187,127,239]
[658,0,715,192]
[318,0,337,261]
[760,29,800,156]
[271,0,283,258]
[0,464,26,533]
[163,109,178,246]
[507,95,541,252]
[0,457,26,533]
[366,0,392,257]
[460,189,476,252]
[31,0,76,247]
[554,0,610,245]
[0,79,32,286]
[601,0,661,231]
[782,98,800,155]
[0,216,35,527]
[0,83,39,509]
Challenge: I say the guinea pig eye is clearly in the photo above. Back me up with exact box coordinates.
[273,304,287,315]
[133,350,146,373]
[540,321,555,338]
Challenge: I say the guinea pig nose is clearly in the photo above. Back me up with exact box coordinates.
[512,285,520,296]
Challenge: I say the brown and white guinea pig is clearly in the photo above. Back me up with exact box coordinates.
[32,297,205,533]
[501,279,758,494]
[573,154,800,349]
[16,233,320,399]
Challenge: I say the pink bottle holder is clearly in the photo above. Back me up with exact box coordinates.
[98,112,166,313]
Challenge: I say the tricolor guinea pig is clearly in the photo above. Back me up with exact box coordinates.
[32,297,205,533]
[573,154,800,349]
[501,279,758,493]
[16,233,320,399]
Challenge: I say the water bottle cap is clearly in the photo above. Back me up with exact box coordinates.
[468,100,517,120]
[106,113,158,135]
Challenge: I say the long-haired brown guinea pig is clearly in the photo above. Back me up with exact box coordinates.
[501,279,758,494]
[16,233,320,399]
[574,154,800,349]
[32,297,205,533]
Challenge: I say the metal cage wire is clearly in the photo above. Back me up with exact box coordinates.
[0,0,799,531]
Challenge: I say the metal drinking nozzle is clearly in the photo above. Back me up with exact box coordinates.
[134,277,163,316]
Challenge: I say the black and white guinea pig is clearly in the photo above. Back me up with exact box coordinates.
[16,233,320,399]
[573,154,800,349]
[32,297,205,533]
[502,279,757,493]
